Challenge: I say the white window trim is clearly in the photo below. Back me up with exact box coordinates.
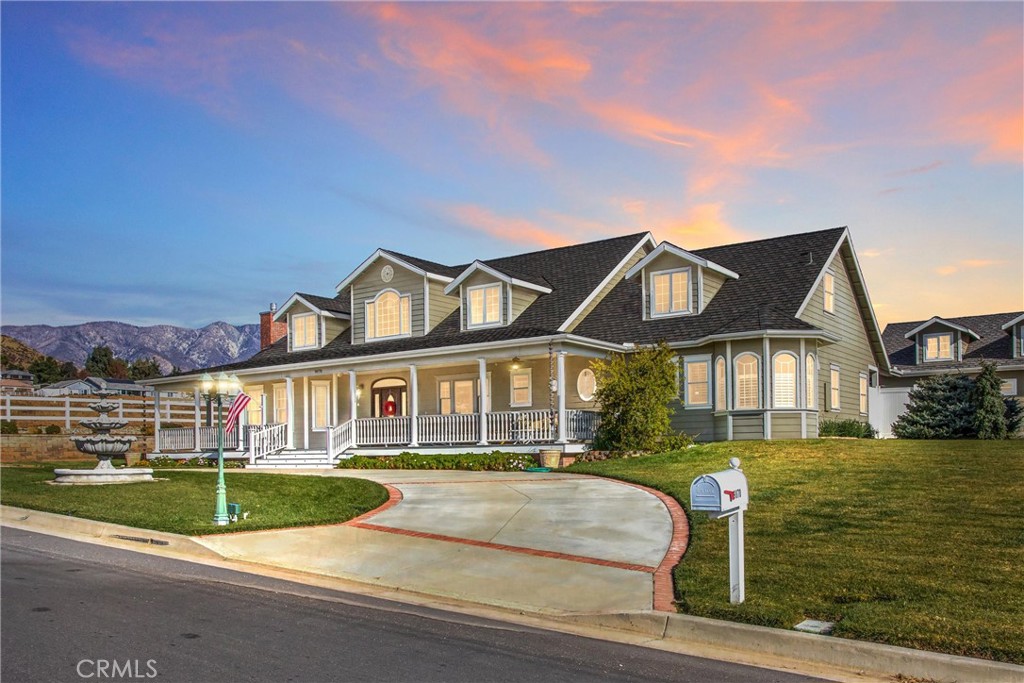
[510,368,533,408]
[649,266,692,318]
[437,373,492,414]
[364,288,412,343]
[858,372,869,415]
[714,356,727,412]
[922,332,954,362]
[577,368,596,402]
[683,355,712,409]
[1001,378,1017,397]
[830,364,841,412]
[805,353,817,411]
[733,352,761,410]
[291,312,318,350]
[771,351,798,409]
[823,270,835,315]
[272,383,288,424]
[311,380,331,432]
[466,282,504,329]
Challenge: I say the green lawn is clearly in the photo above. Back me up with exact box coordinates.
[0,464,388,536]
[569,440,1024,664]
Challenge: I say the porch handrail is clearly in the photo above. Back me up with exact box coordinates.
[159,427,194,451]
[247,422,287,464]
[565,409,600,441]
[355,416,411,446]
[328,420,355,460]
[487,410,554,443]
[416,414,478,445]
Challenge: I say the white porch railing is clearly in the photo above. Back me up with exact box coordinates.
[198,425,238,450]
[160,427,195,451]
[328,420,355,460]
[417,414,479,444]
[487,410,555,443]
[565,409,600,442]
[247,423,287,464]
[355,416,411,446]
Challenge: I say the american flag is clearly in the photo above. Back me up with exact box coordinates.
[224,392,252,433]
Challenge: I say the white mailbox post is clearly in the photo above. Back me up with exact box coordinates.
[690,457,748,604]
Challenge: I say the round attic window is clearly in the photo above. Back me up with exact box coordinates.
[577,369,596,401]
[381,265,394,283]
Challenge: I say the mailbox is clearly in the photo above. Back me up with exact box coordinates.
[690,458,748,515]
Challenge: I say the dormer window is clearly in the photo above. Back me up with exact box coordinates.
[923,332,953,361]
[366,289,411,341]
[468,283,502,328]
[291,313,318,350]
[651,268,690,317]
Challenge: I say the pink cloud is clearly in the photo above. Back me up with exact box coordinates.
[446,204,571,249]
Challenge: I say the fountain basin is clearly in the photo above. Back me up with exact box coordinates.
[69,435,136,455]
[53,467,154,485]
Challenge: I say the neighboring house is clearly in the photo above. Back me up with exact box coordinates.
[1,369,34,383]
[875,312,1024,436]
[37,377,151,397]
[0,378,34,396]
[145,227,889,464]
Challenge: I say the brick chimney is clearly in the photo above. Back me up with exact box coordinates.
[260,303,287,350]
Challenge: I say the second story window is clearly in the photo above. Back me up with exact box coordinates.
[923,333,953,361]
[823,271,835,314]
[366,290,411,341]
[292,313,317,349]
[651,268,690,317]
[468,284,502,328]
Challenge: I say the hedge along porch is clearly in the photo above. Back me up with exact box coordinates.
[149,338,605,465]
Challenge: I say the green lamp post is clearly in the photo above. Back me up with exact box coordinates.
[199,371,241,526]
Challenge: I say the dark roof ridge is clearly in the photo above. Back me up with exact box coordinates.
[694,225,847,254]
[482,231,649,263]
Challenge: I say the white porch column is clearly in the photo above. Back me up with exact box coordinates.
[349,371,358,421]
[260,393,267,425]
[285,376,295,449]
[799,339,807,438]
[153,391,162,453]
[331,374,339,425]
[763,336,772,440]
[556,351,567,443]
[725,341,733,440]
[192,388,201,452]
[477,357,488,445]
[409,364,419,447]
[302,376,310,450]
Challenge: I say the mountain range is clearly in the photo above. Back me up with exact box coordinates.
[1,321,261,375]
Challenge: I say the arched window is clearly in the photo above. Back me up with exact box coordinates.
[715,356,726,411]
[806,354,816,409]
[365,289,411,340]
[773,353,797,408]
[734,353,760,409]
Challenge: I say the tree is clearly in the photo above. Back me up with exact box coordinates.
[971,362,1007,440]
[892,374,974,439]
[28,356,64,385]
[85,345,116,377]
[58,361,79,380]
[1004,397,1024,436]
[129,357,163,380]
[592,342,679,452]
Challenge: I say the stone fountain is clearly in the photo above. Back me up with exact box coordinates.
[54,390,154,484]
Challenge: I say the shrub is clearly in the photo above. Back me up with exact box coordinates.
[893,374,975,439]
[972,363,1007,440]
[819,419,876,439]
[43,425,62,435]
[1004,397,1024,437]
[592,342,678,452]
[0,420,18,435]
[338,451,537,471]
[140,455,244,469]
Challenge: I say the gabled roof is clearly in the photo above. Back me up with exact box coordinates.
[625,241,740,280]
[902,316,980,340]
[883,311,1024,372]
[273,292,351,322]
[574,227,849,344]
[1000,313,1024,330]
[443,260,552,295]
[334,249,457,293]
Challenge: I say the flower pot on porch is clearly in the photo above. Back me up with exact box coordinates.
[538,449,561,469]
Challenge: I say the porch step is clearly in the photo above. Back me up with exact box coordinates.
[247,449,334,470]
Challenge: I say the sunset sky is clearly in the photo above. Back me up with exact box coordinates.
[2,2,1021,331]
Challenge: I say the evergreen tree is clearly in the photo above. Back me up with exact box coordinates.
[85,345,116,376]
[971,361,1007,440]
[892,374,974,439]
[592,342,679,452]
[1004,397,1024,437]
[128,357,163,380]
[28,356,64,385]
[58,361,78,381]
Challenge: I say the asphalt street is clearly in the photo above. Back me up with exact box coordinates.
[1,527,826,683]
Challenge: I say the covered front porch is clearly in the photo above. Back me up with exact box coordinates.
[152,343,604,466]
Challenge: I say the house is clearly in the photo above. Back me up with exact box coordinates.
[876,312,1024,436]
[0,369,35,396]
[144,226,889,465]
[37,377,151,397]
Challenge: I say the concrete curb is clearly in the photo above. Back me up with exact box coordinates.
[561,611,1024,683]
[1,506,222,561]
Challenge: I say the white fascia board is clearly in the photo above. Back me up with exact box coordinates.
[893,362,1024,377]
[443,261,551,295]
[837,230,893,373]
[273,293,351,322]
[335,250,452,293]
[902,316,980,340]
[625,241,739,281]
[558,233,656,332]
[795,228,848,317]
[144,334,630,385]
[666,329,843,349]
[1000,313,1024,330]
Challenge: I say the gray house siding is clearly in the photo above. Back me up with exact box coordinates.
[351,260,424,344]
[566,246,648,332]
[428,280,459,331]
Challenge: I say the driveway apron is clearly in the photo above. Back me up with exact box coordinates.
[195,471,683,615]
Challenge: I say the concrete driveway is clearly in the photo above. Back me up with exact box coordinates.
[195,470,687,615]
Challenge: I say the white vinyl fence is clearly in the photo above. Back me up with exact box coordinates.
[1,395,195,431]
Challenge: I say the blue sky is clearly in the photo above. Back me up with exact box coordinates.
[2,2,1021,330]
